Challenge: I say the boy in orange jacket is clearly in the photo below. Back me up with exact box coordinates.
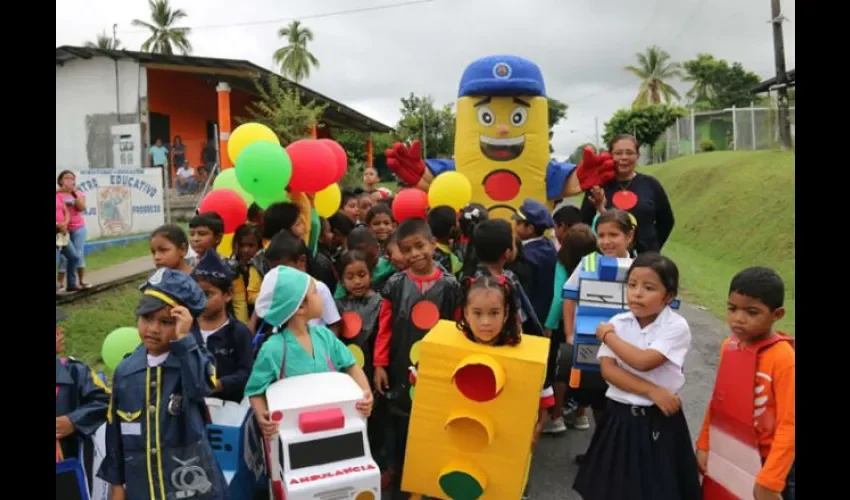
[697,267,794,500]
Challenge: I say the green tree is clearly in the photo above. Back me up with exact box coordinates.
[682,54,762,109]
[333,129,395,165]
[132,0,192,55]
[238,75,327,146]
[548,98,569,153]
[273,20,320,82]
[395,93,456,158]
[602,104,687,149]
[568,143,596,164]
[85,31,122,50]
[625,45,683,108]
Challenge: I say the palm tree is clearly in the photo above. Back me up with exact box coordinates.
[85,31,122,50]
[131,0,192,56]
[624,46,683,108]
[273,20,320,82]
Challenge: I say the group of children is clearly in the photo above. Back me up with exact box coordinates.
[55,165,794,500]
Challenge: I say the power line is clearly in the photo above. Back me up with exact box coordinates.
[119,0,434,34]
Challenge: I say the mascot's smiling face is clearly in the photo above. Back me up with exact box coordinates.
[455,93,549,220]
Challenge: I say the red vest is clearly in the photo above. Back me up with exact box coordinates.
[702,334,794,500]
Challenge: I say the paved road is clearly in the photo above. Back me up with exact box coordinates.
[527,303,728,500]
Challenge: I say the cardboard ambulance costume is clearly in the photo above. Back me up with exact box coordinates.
[402,320,549,499]
[385,55,615,221]
[263,371,380,500]
[702,335,795,500]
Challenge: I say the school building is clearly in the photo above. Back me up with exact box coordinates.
[55,46,393,173]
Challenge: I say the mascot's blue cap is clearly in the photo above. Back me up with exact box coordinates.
[458,55,546,98]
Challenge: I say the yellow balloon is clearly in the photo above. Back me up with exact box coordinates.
[227,123,279,165]
[314,183,342,218]
[428,171,472,210]
[217,233,234,257]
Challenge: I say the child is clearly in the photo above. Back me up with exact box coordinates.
[573,252,701,500]
[187,212,225,268]
[313,217,339,293]
[245,265,373,439]
[563,209,637,439]
[265,231,342,335]
[365,204,396,249]
[428,205,463,277]
[358,191,376,222]
[328,212,356,258]
[247,202,264,229]
[229,224,263,324]
[97,268,230,500]
[56,308,110,464]
[247,201,308,307]
[334,227,397,298]
[513,198,557,325]
[696,267,795,500]
[384,232,408,271]
[543,223,598,434]
[457,203,488,279]
[363,166,380,193]
[340,188,361,223]
[553,205,582,247]
[149,224,192,274]
[372,217,463,498]
[191,252,254,403]
[456,276,554,500]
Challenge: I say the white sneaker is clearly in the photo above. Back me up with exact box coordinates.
[542,417,568,434]
[572,415,591,430]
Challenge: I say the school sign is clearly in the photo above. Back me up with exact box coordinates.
[59,168,166,240]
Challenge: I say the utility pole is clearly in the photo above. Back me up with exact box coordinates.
[113,23,118,47]
[594,116,600,150]
[770,0,792,149]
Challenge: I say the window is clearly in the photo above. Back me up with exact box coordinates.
[288,432,365,470]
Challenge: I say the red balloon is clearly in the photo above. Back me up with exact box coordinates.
[286,140,337,193]
[198,188,248,233]
[318,139,348,182]
[393,188,429,223]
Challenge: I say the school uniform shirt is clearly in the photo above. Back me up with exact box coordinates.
[190,316,254,403]
[97,337,229,500]
[597,307,691,407]
[309,280,342,328]
[521,236,558,331]
[56,356,110,462]
[227,258,251,324]
[244,325,357,397]
[696,336,795,492]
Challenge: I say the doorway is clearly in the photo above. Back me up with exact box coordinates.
[149,112,171,148]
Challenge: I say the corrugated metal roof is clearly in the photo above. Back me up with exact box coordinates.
[751,69,795,94]
[55,46,394,134]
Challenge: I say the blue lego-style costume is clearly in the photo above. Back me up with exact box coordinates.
[421,55,577,200]
[97,268,231,500]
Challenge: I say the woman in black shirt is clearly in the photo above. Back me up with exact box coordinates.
[580,134,674,253]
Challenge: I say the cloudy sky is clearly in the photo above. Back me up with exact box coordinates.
[56,0,795,157]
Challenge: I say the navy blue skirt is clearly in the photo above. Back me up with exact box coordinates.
[573,399,702,500]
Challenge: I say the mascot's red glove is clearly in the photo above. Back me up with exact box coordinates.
[385,140,427,187]
[576,146,615,191]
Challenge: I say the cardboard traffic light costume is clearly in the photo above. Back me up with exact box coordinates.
[402,320,549,499]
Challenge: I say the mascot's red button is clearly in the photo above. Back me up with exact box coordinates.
[483,170,521,202]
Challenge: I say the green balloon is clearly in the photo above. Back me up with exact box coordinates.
[254,191,290,209]
[213,168,255,206]
[234,141,292,200]
[101,327,141,371]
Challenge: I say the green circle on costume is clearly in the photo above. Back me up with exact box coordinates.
[439,471,483,500]
[409,385,416,401]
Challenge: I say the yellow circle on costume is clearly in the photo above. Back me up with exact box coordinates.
[409,341,422,364]
[428,171,472,210]
[314,183,342,218]
[445,411,494,452]
[354,491,376,500]
[227,122,279,164]
[628,212,638,228]
[217,233,234,256]
[348,344,365,368]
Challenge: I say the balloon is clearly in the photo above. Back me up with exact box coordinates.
[199,189,248,234]
[317,139,348,182]
[254,190,290,209]
[213,168,254,206]
[235,141,292,200]
[217,233,234,256]
[227,123,279,165]
[393,188,429,223]
[314,183,342,218]
[428,171,472,210]
[286,140,337,193]
[102,327,141,371]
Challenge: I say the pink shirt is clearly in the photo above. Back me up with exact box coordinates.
[55,194,65,224]
[56,191,86,231]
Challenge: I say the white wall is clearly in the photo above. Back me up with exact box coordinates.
[56,57,147,170]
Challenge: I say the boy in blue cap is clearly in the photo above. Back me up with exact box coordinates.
[97,268,230,500]
[191,251,254,403]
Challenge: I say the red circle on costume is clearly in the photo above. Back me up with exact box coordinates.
[411,301,440,330]
[341,312,363,339]
[483,170,522,201]
[612,190,638,210]
[271,410,283,422]
[454,364,501,402]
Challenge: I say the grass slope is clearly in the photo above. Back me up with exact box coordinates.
[642,150,795,334]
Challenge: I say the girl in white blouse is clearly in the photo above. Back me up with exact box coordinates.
[573,252,702,500]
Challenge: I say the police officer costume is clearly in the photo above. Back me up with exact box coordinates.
[97,269,230,500]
